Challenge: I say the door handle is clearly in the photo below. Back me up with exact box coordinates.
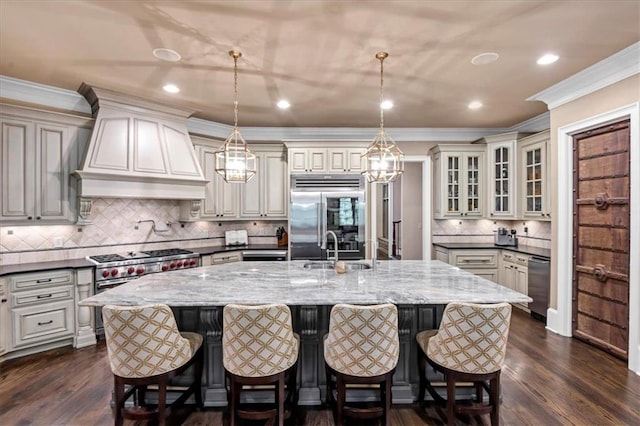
[317,203,322,247]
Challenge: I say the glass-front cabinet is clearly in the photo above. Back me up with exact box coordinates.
[519,130,550,220]
[430,145,485,218]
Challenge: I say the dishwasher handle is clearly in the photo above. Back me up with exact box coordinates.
[529,256,550,264]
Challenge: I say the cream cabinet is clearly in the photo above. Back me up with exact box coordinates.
[0,278,9,356]
[194,141,239,220]
[9,269,75,350]
[240,145,288,219]
[0,104,92,226]
[327,148,365,173]
[201,251,243,265]
[499,251,529,309]
[288,148,327,173]
[448,249,499,282]
[433,245,449,263]
[430,145,485,218]
[1,118,71,224]
[519,130,551,220]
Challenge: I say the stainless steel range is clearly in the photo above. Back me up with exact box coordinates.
[87,248,200,337]
[88,248,200,291]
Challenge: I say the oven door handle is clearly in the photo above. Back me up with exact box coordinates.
[96,278,133,290]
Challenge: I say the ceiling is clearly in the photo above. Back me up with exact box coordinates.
[1,1,639,129]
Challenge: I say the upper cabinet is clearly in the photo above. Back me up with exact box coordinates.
[519,130,551,220]
[285,142,368,174]
[0,104,92,225]
[184,137,288,221]
[479,132,531,220]
[430,145,485,218]
[288,148,327,173]
[240,145,288,219]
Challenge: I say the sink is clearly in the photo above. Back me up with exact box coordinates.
[303,261,371,270]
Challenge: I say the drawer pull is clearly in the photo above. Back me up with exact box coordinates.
[38,320,54,326]
[37,294,53,299]
[36,278,52,283]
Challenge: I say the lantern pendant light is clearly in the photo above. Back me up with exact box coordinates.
[361,52,404,183]
[215,50,256,183]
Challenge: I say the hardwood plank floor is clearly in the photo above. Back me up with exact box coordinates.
[1,308,638,425]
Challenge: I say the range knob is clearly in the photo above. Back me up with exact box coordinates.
[127,267,135,275]
[170,262,177,269]
[136,267,145,275]
[190,259,197,266]
[110,269,119,277]
[177,260,184,267]
[162,264,169,272]
[102,270,110,278]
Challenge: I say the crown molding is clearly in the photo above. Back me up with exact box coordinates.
[508,111,550,132]
[527,41,640,109]
[0,75,91,114]
[186,117,506,142]
[1,74,543,142]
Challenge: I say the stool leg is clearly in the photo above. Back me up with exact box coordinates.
[113,375,124,426]
[336,374,345,426]
[277,373,285,426]
[446,373,456,426]
[194,348,204,409]
[384,377,392,426]
[490,375,500,426]
[229,377,237,426]
[158,377,167,426]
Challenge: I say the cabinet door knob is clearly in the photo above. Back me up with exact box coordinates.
[36,216,41,220]
[28,216,33,220]
[1,298,7,303]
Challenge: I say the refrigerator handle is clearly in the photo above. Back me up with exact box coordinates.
[317,202,323,247]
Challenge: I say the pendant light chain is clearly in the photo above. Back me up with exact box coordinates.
[379,53,385,131]
[233,52,239,129]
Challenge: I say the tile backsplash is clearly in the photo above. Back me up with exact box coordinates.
[0,198,286,265]
[432,219,551,248]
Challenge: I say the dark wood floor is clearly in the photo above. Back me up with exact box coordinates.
[1,308,638,425]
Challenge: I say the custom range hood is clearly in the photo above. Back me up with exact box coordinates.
[73,83,207,223]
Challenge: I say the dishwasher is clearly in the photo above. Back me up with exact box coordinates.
[528,256,550,321]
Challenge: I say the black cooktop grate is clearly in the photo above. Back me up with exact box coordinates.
[141,248,194,257]
[90,254,127,263]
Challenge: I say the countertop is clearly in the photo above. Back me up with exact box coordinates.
[432,242,551,259]
[0,258,95,277]
[0,244,287,277]
[80,260,532,307]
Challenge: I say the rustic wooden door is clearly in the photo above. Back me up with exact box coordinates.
[573,120,630,360]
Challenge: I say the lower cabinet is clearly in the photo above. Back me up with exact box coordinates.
[499,252,529,310]
[201,251,242,266]
[4,269,77,359]
[0,278,9,356]
[448,249,499,282]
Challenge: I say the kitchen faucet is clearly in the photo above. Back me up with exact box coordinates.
[325,231,339,265]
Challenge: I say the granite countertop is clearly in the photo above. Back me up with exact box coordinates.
[0,258,95,277]
[80,260,532,307]
[0,244,287,277]
[433,242,551,259]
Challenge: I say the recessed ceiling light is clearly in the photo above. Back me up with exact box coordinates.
[277,100,291,109]
[163,84,180,94]
[468,101,483,110]
[537,53,559,65]
[153,48,181,62]
[380,100,394,110]
[471,52,499,65]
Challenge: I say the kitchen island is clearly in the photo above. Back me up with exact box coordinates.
[81,260,531,406]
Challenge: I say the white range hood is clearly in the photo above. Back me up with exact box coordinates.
[73,83,207,223]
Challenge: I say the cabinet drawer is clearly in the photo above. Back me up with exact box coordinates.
[502,251,529,266]
[11,285,74,307]
[10,269,74,291]
[450,250,498,268]
[12,299,75,348]
[209,252,242,265]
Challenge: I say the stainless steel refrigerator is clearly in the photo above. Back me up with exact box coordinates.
[289,174,366,260]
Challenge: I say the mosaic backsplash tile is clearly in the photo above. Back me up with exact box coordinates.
[0,198,286,265]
